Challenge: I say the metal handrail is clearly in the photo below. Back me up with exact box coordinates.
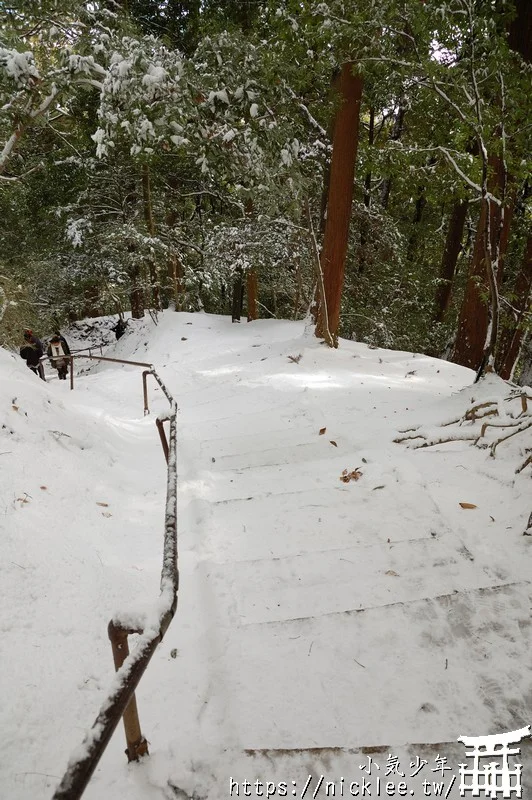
[52,367,178,800]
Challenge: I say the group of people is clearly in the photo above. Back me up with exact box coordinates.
[20,329,71,381]
[20,316,128,380]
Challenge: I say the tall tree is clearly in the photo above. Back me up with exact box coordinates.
[314,62,363,344]
[451,0,531,375]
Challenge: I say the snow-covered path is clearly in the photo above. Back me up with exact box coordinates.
[2,312,531,800]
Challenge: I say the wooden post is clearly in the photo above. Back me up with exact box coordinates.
[108,622,149,763]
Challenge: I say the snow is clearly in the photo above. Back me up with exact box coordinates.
[0,47,40,85]
[1,312,531,799]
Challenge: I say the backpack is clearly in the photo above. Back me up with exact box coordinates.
[50,341,67,365]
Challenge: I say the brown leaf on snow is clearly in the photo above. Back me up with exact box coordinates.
[385,570,399,577]
[12,405,19,412]
[319,427,326,435]
[96,501,109,507]
[40,485,47,490]
[340,468,363,483]
[330,440,338,447]
[459,502,477,509]
[101,511,113,518]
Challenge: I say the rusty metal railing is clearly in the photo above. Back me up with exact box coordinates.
[43,354,164,415]
[52,366,178,800]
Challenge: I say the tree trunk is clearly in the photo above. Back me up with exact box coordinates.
[451,155,513,371]
[495,234,532,379]
[247,270,258,321]
[405,183,427,264]
[434,199,468,322]
[508,0,532,64]
[130,281,145,319]
[315,62,363,344]
[128,240,144,318]
[141,164,161,310]
[455,0,532,375]
[167,253,185,310]
[232,268,244,322]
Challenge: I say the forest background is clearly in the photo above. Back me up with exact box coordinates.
[0,0,530,381]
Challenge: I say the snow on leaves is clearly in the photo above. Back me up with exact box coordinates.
[0,48,39,87]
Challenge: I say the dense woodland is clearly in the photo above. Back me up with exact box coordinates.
[0,0,530,381]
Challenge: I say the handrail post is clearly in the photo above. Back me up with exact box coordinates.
[52,365,177,800]
[142,370,150,415]
[70,356,74,391]
[155,418,169,463]
[108,622,149,762]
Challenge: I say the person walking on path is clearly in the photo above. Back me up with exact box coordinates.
[111,317,127,340]
[47,332,70,380]
[20,329,45,380]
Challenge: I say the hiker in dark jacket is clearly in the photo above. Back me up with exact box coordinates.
[20,329,45,380]
[47,332,70,380]
[53,331,70,356]
[111,317,127,340]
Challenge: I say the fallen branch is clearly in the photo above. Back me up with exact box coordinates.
[517,454,532,474]
[395,387,532,472]
[490,419,532,456]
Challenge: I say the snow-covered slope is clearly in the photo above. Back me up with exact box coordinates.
[1,313,531,800]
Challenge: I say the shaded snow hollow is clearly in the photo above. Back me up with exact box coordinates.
[1,312,531,800]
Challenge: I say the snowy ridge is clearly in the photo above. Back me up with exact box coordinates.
[1,313,531,800]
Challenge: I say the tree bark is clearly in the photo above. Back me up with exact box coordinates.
[508,0,532,64]
[434,199,468,322]
[128,241,144,318]
[495,233,532,379]
[451,155,513,371]
[232,268,244,322]
[130,280,145,319]
[315,62,363,344]
[167,253,185,310]
[247,270,258,321]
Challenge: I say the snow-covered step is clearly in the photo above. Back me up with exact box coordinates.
[180,405,304,440]
[207,440,351,471]
[199,483,446,561]
[197,535,506,626]
[187,738,532,800]
[181,388,303,424]
[197,426,322,460]
[192,458,421,504]
[189,581,532,752]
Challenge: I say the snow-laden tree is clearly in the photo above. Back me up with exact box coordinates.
[0,2,112,179]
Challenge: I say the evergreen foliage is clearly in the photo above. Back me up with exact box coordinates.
[0,0,530,376]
